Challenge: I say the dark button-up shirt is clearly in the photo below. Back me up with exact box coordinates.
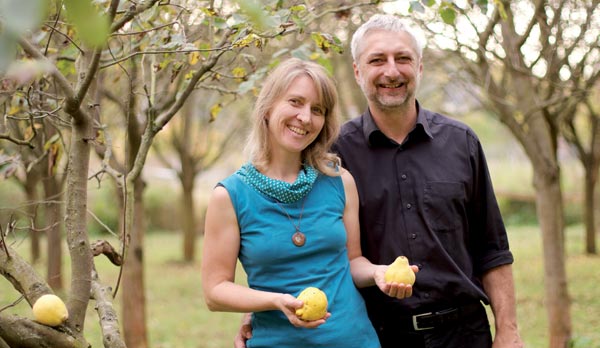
[332,103,513,321]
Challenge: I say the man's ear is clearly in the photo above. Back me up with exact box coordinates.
[353,62,361,84]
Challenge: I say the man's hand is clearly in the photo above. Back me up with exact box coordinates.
[374,264,419,299]
[492,329,524,348]
[234,313,252,348]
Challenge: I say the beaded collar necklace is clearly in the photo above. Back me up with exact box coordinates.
[239,163,317,203]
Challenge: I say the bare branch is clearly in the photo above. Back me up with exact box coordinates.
[91,268,126,348]
[91,240,123,266]
[0,243,52,306]
[0,132,35,148]
[0,224,9,260]
[43,24,84,55]
[0,295,24,313]
[0,314,83,348]
[18,38,76,100]
[110,0,162,33]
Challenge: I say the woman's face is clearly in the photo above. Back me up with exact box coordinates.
[266,75,326,156]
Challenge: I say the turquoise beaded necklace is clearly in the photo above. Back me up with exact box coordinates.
[238,162,318,203]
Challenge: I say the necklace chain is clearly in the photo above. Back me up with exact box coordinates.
[275,196,307,247]
[275,197,306,231]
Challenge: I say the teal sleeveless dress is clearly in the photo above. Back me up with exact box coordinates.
[219,168,380,348]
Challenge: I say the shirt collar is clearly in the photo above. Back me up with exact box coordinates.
[363,100,433,147]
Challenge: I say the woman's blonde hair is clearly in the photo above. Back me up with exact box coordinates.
[244,57,340,176]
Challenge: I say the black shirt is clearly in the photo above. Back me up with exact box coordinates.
[332,103,513,320]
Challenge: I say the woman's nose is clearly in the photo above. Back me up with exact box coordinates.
[297,105,311,124]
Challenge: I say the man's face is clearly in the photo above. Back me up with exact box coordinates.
[353,29,423,112]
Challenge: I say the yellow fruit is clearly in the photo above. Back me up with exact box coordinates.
[384,256,416,285]
[32,294,69,326]
[295,287,328,321]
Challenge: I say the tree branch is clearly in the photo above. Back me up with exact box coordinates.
[91,268,126,348]
[110,0,162,33]
[0,314,83,348]
[91,240,123,266]
[18,38,75,100]
[0,244,52,306]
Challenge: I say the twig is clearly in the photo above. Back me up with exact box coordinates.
[91,240,123,266]
[0,296,24,313]
[87,209,119,238]
[0,224,9,260]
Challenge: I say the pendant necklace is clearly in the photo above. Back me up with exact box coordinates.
[275,197,307,247]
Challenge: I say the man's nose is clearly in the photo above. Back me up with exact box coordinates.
[383,58,400,77]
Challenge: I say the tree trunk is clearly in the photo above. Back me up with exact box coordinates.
[531,159,572,348]
[122,177,148,348]
[43,176,64,291]
[23,172,41,263]
[584,168,598,254]
[181,163,196,262]
[64,118,93,336]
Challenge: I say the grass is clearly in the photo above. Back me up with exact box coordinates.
[508,225,600,348]
[1,226,599,348]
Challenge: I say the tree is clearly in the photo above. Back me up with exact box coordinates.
[406,0,599,346]
[153,90,247,262]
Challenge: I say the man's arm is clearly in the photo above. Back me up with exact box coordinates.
[481,264,524,348]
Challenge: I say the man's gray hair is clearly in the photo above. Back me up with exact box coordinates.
[351,14,424,62]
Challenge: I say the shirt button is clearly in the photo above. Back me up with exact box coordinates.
[406,203,412,209]
[401,174,407,180]
[410,233,417,239]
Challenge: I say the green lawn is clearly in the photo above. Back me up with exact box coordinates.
[1,226,599,348]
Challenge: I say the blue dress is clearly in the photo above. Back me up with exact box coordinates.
[219,170,380,348]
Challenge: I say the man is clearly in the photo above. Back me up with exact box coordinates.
[235,14,523,348]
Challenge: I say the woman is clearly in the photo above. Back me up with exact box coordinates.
[201,58,413,348]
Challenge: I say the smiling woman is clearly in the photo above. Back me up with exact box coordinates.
[199,57,408,348]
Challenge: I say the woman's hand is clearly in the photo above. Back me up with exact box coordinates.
[277,293,331,328]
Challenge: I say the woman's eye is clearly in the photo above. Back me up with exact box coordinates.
[312,107,325,115]
[289,99,301,106]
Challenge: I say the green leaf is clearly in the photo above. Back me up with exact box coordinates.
[493,0,507,19]
[209,103,222,122]
[289,5,307,13]
[232,0,278,32]
[310,32,343,54]
[440,7,457,24]
[64,0,110,47]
